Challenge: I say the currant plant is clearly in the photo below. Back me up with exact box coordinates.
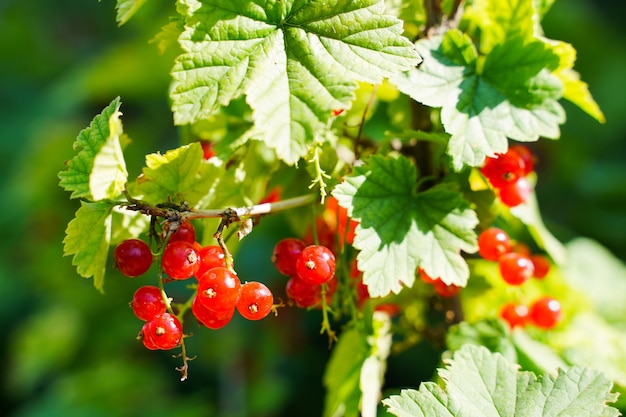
[59,0,623,414]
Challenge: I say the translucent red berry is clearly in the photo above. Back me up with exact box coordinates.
[114,238,153,277]
[509,145,535,175]
[166,221,196,244]
[500,303,529,328]
[161,240,200,280]
[192,296,234,330]
[418,268,438,284]
[196,267,241,314]
[529,297,561,329]
[530,254,550,279]
[481,149,527,188]
[433,280,461,297]
[295,245,336,285]
[272,238,307,276]
[236,281,274,321]
[131,285,166,321]
[286,276,321,308]
[498,176,532,207]
[498,252,534,285]
[141,313,183,350]
[196,245,227,278]
[477,228,512,261]
[200,140,215,160]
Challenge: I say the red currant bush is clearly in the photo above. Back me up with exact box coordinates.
[295,245,336,285]
[500,303,529,328]
[196,267,241,314]
[192,296,234,330]
[114,238,153,277]
[131,285,166,321]
[141,312,183,350]
[529,297,561,329]
[236,281,274,321]
[272,238,307,276]
[498,252,535,285]
[477,228,512,261]
[162,240,200,280]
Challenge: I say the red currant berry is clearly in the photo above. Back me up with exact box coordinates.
[498,252,534,285]
[131,285,166,321]
[258,187,282,204]
[374,303,401,316]
[236,281,274,321]
[509,145,535,175]
[500,303,529,328]
[433,280,461,297]
[192,296,234,329]
[167,221,196,244]
[142,313,183,350]
[200,140,215,160]
[196,267,241,313]
[512,242,532,256]
[295,245,336,285]
[286,276,322,308]
[477,228,512,261]
[529,297,561,329]
[481,148,527,188]
[114,239,153,277]
[196,245,227,278]
[498,176,532,207]
[530,255,550,279]
[272,238,306,276]
[418,268,438,285]
[162,240,200,280]
[140,322,160,350]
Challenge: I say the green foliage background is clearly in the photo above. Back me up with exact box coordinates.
[1,0,625,416]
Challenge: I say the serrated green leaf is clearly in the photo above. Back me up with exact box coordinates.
[171,0,421,165]
[383,344,620,417]
[332,155,477,297]
[394,31,565,170]
[116,0,148,26]
[58,97,128,200]
[131,142,220,206]
[63,201,115,292]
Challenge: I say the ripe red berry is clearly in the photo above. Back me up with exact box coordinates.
[161,240,200,280]
[141,313,183,350]
[433,280,461,297]
[498,176,532,207]
[236,281,274,321]
[192,296,234,330]
[286,276,321,308]
[196,267,241,313]
[418,268,439,284]
[272,238,306,276]
[295,245,336,285]
[530,254,550,279]
[200,140,215,160]
[131,285,166,321]
[498,252,535,285]
[196,245,227,278]
[500,303,529,328]
[529,297,561,329]
[140,322,160,350]
[509,145,535,175]
[114,238,153,277]
[477,228,512,261]
[166,221,196,244]
[481,148,527,188]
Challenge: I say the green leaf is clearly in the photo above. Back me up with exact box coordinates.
[383,344,619,417]
[116,0,148,26]
[323,328,369,417]
[446,318,518,364]
[394,30,565,170]
[171,0,421,164]
[130,142,220,207]
[58,97,128,201]
[332,155,478,297]
[63,201,115,292]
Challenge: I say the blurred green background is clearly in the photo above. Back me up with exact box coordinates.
[0,0,624,416]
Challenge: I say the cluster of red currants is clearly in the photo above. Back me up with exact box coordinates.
[477,227,561,329]
[272,238,337,308]
[481,145,535,207]
[113,220,274,351]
